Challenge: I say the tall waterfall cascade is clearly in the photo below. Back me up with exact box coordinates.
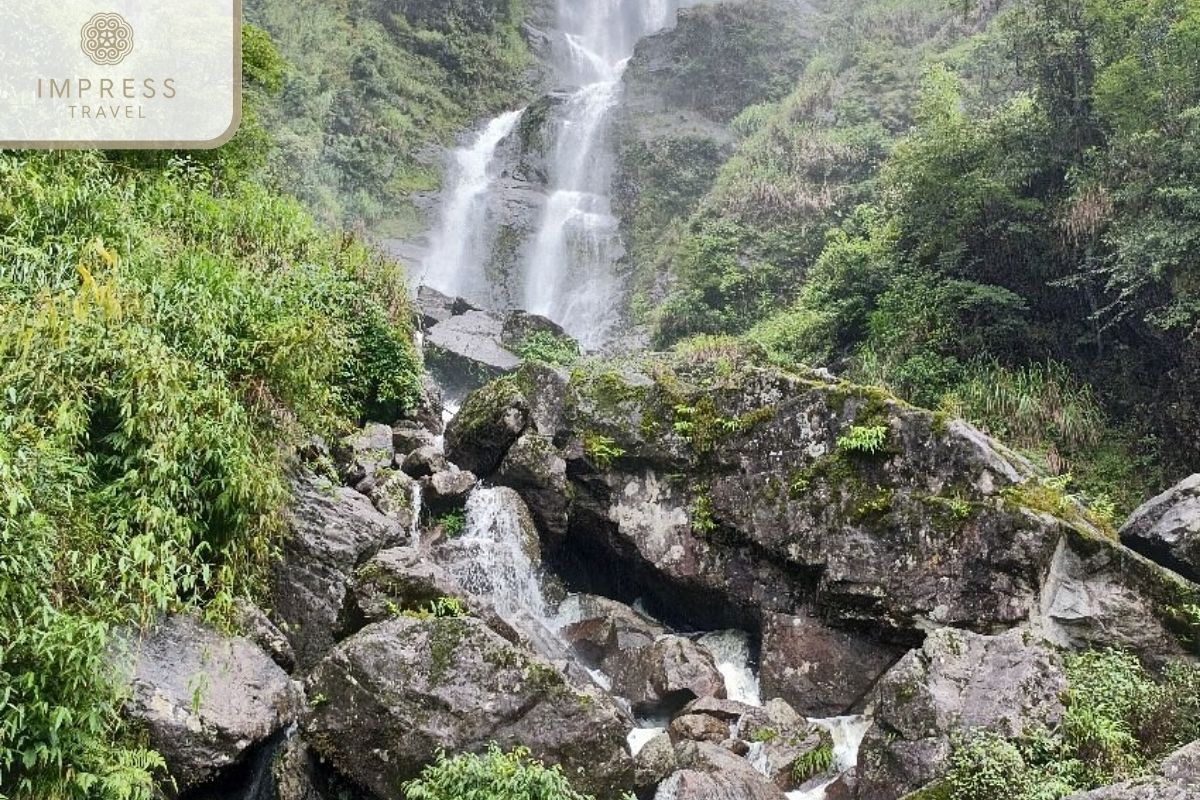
[417,0,702,348]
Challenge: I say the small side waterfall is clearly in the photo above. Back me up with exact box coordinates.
[441,487,567,658]
[697,629,762,707]
[420,110,524,303]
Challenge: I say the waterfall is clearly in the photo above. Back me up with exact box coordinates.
[696,629,762,707]
[441,487,567,658]
[414,1,701,348]
[420,110,523,304]
[521,0,694,347]
[783,716,872,800]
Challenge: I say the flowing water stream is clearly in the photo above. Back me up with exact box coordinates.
[417,0,701,348]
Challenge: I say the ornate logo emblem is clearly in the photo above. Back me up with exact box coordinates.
[80,12,134,65]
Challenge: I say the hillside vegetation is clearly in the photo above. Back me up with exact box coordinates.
[0,30,420,798]
[245,0,535,233]
[639,0,1200,512]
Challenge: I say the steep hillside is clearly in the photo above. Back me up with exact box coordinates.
[244,0,539,233]
[623,0,1200,511]
[0,31,421,799]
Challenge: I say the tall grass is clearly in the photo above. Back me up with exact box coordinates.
[941,359,1106,452]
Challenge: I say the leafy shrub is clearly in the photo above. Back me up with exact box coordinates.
[792,740,834,783]
[436,510,467,537]
[403,745,595,800]
[0,151,419,794]
[837,424,890,455]
[582,433,626,469]
[937,650,1200,799]
[403,596,468,620]
[517,331,580,367]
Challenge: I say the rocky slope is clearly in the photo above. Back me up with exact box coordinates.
[119,331,1200,800]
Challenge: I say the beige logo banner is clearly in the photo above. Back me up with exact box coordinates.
[0,1,241,148]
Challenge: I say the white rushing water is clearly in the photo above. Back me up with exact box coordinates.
[443,487,566,656]
[784,716,873,800]
[521,0,695,346]
[421,110,524,303]
[697,629,762,707]
[417,1,701,347]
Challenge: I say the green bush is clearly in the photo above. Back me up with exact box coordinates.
[517,331,581,367]
[0,145,419,795]
[837,424,890,455]
[403,745,596,800]
[936,649,1200,799]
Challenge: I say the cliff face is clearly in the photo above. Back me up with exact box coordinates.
[613,0,820,313]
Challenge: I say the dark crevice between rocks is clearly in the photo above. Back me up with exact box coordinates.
[181,728,290,800]
[1124,536,1200,585]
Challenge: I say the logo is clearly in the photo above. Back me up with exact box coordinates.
[80,12,134,65]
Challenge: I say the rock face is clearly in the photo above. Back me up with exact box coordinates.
[121,615,301,792]
[445,378,530,475]
[303,617,634,799]
[759,611,900,717]
[655,741,788,800]
[1121,474,1200,583]
[425,309,522,397]
[271,472,406,670]
[419,288,583,400]
[447,354,1200,658]
[614,0,817,307]
[1036,527,1200,665]
[857,628,1068,800]
[606,635,726,714]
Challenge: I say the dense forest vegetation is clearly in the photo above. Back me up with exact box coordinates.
[244,0,535,234]
[641,0,1200,512]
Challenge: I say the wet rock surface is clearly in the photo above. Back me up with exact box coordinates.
[759,611,901,717]
[655,741,788,800]
[120,615,301,792]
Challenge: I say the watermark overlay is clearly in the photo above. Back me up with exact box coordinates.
[0,1,240,148]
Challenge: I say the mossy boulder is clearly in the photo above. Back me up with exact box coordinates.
[303,617,634,799]
[857,628,1067,800]
[452,349,1200,660]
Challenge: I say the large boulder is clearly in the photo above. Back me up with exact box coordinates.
[425,309,522,398]
[759,611,900,717]
[271,473,406,670]
[120,615,301,792]
[1120,474,1200,583]
[497,431,572,541]
[444,378,529,475]
[449,354,1200,658]
[654,741,788,800]
[303,617,634,799]
[1036,527,1200,665]
[857,628,1068,800]
[558,593,667,665]
[605,635,727,714]
[348,545,521,645]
